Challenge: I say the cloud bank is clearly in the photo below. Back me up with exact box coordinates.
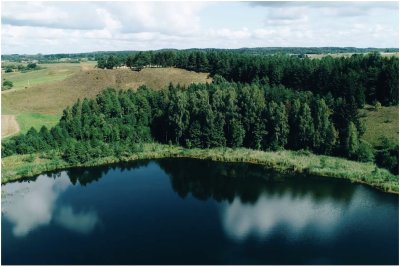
[1,1,398,54]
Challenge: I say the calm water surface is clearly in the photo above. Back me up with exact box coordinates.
[2,158,398,264]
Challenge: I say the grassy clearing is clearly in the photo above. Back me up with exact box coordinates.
[1,62,85,92]
[2,143,397,193]
[360,105,399,147]
[16,112,60,134]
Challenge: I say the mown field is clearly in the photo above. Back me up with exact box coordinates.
[2,62,211,137]
[1,115,19,138]
[360,105,399,147]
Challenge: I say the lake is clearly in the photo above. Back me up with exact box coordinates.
[2,158,398,264]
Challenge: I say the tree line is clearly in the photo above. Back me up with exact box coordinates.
[3,46,396,62]
[97,51,399,106]
[3,79,397,173]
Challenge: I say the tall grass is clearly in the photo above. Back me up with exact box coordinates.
[2,143,398,193]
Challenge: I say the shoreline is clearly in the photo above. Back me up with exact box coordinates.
[1,143,398,194]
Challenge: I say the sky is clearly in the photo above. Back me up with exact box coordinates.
[1,1,399,55]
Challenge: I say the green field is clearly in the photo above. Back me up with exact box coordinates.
[1,62,89,92]
[360,105,399,147]
[16,112,60,134]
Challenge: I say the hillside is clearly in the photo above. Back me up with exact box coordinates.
[361,105,399,147]
[1,62,211,136]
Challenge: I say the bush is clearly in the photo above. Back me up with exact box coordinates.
[356,140,374,162]
[27,63,37,69]
[2,80,13,90]
[374,137,398,174]
[5,67,13,73]
[374,101,382,111]
[25,154,36,163]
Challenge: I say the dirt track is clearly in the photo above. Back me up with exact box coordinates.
[2,115,19,138]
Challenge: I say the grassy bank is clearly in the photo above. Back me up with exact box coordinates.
[2,143,398,193]
[360,105,399,147]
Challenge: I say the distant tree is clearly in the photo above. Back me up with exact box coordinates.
[27,63,37,69]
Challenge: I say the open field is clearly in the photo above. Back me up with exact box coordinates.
[16,112,61,134]
[1,62,94,92]
[1,115,19,138]
[2,62,211,137]
[2,143,397,193]
[306,52,399,59]
[360,105,399,147]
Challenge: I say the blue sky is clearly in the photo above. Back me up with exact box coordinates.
[2,1,399,54]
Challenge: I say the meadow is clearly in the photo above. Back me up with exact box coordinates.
[361,105,399,147]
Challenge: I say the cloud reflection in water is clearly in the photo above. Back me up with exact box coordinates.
[221,193,345,241]
[55,206,99,234]
[2,172,99,237]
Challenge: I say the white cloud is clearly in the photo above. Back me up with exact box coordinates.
[2,2,104,30]
[1,1,398,54]
[265,7,309,26]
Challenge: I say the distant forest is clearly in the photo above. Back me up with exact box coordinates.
[95,50,399,106]
[2,46,398,62]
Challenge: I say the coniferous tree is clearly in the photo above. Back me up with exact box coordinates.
[345,121,359,159]
[297,103,315,149]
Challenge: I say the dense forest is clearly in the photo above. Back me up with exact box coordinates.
[2,78,398,174]
[97,51,399,106]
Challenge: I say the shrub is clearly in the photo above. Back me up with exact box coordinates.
[356,140,374,162]
[2,80,13,90]
[374,101,382,111]
[27,63,37,69]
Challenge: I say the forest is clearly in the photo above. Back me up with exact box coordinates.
[2,46,397,64]
[2,75,398,174]
[97,50,398,106]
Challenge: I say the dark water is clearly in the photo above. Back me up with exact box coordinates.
[2,158,398,265]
